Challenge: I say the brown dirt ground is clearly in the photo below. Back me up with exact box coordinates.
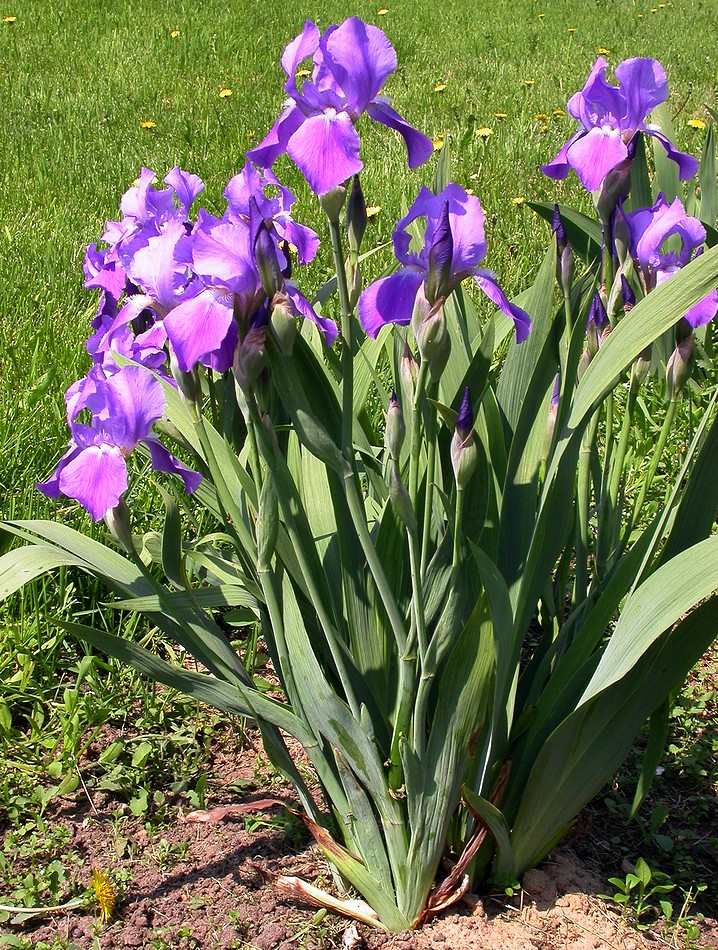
[3,726,717,950]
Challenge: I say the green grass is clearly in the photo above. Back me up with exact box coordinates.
[0,0,717,934]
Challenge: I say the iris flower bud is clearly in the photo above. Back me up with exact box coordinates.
[104,499,135,554]
[552,205,574,294]
[269,291,297,356]
[666,320,695,400]
[389,466,417,534]
[385,392,405,459]
[254,219,284,300]
[621,274,636,313]
[595,152,633,224]
[346,175,367,256]
[451,387,478,489]
[587,292,609,360]
[319,183,348,223]
[411,283,446,361]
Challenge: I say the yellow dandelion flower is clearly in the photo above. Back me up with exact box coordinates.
[366,206,381,218]
[512,196,525,206]
[296,68,310,78]
[475,126,493,139]
[219,87,232,98]
[432,136,444,151]
[170,29,180,38]
[493,111,507,119]
[688,118,706,130]
[567,27,576,34]
[524,78,535,87]
[540,124,549,133]
[377,7,388,14]
[434,82,447,92]
[3,13,16,21]
[247,130,255,139]
[91,868,115,924]
[658,2,666,6]
[139,120,156,130]
[534,113,548,122]
[465,187,475,195]
[552,108,565,117]
[598,46,610,54]
[537,12,545,18]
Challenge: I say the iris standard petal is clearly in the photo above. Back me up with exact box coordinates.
[164,167,204,216]
[281,20,320,95]
[358,267,425,337]
[613,58,668,128]
[286,110,362,194]
[322,17,396,115]
[474,272,532,343]
[191,215,258,297]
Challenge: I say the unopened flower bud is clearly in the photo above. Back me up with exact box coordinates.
[401,344,418,394]
[319,183,348,223]
[621,274,636,313]
[254,219,283,299]
[552,204,567,253]
[426,201,454,305]
[613,207,630,266]
[234,312,267,391]
[345,254,362,311]
[428,324,451,382]
[385,392,405,459]
[104,498,135,553]
[411,283,446,360]
[346,175,367,255]
[269,291,297,356]
[389,466,417,534]
[666,333,695,400]
[552,205,574,294]
[169,351,202,420]
[587,292,609,359]
[256,475,279,569]
[633,345,652,386]
[451,387,478,489]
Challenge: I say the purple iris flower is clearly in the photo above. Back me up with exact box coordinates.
[246,17,433,195]
[37,365,200,521]
[358,184,531,342]
[541,57,698,192]
[622,194,718,328]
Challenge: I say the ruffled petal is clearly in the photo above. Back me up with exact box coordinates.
[163,288,235,372]
[286,110,362,194]
[281,20,320,96]
[358,267,425,337]
[322,17,396,114]
[58,443,128,521]
[613,57,667,128]
[474,271,531,343]
[104,365,165,451]
[566,125,627,191]
[164,167,204,216]
[366,99,433,169]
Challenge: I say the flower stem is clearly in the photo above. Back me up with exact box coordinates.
[626,397,677,538]
[327,216,355,462]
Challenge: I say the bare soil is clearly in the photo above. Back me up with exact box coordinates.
[3,726,717,950]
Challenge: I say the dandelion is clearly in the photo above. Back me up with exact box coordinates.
[688,118,706,130]
[598,46,610,54]
[219,87,232,98]
[567,27,576,34]
[494,112,507,119]
[90,868,116,924]
[139,120,156,130]
[366,205,382,218]
[540,124,549,133]
[534,113,548,122]
[512,196,525,206]
[434,83,447,92]
[432,135,444,150]
[524,78,535,87]
[377,7,388,13]
[169,29,180,38]
[538,12,545,18]
[552,108,565,117]
[2,14,16,22]
[475,126,493,139]
[296,68,311,77]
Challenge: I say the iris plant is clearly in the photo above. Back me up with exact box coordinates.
[247,17,433,194]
